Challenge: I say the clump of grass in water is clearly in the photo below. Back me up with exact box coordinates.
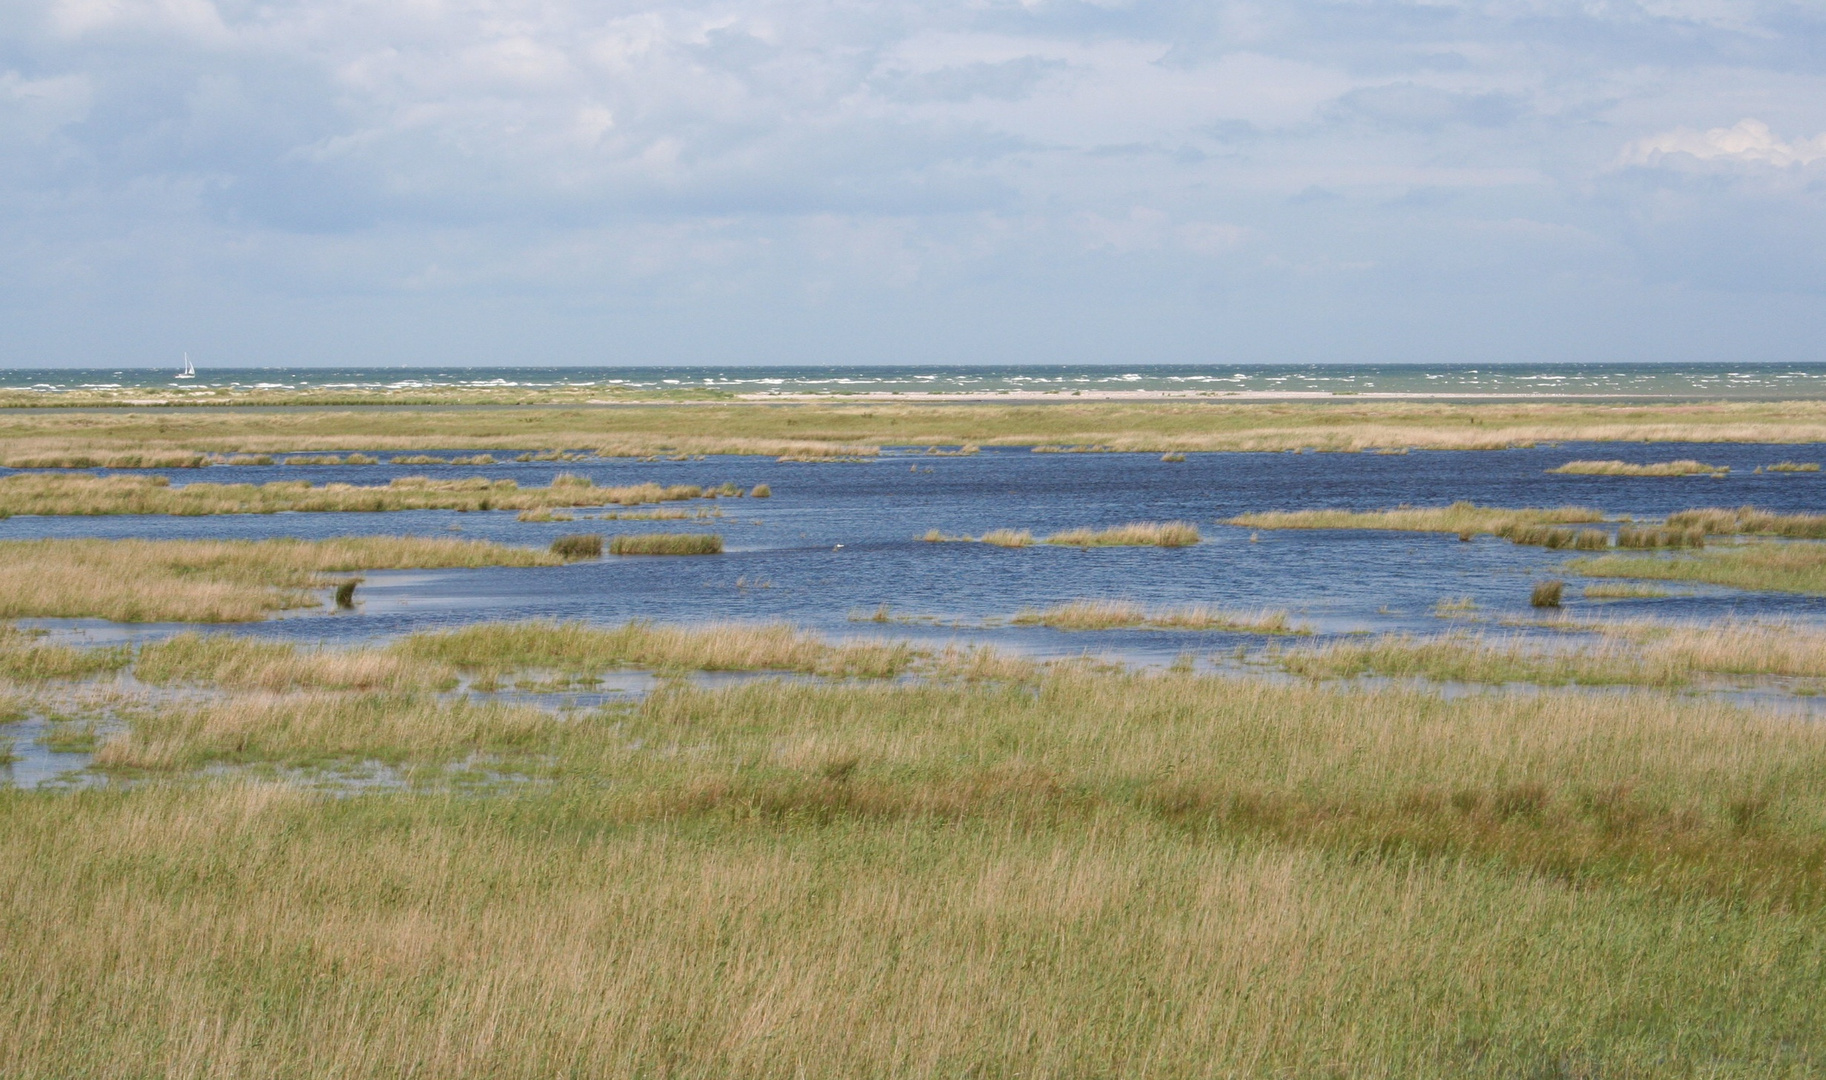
[1496,524,1609,550]
[1762,461,1820,473]
[607,533,721,556]
[1616,526,1704,549]
[980,529,1032,547]
[750,484,771,498]
[389,454,447,465]
[1044,522,1200,547]
[0,625,131,681]
[332,580,359,609]
[517,508,574,522]
[1229,502,1603,536]
[1666,506,1826,539]
[1549,460,1729,477]
[1531,580,1564,608]
[450,454,496,465]
[1011,600,1300,634]
[550,534,605,559]
[1160,452,1187,462]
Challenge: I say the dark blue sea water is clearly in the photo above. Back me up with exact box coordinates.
[7,362,1826,399]
[5,442,1824,660]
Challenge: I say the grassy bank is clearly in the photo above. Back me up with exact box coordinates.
[0,537,560,622]
[6,399,1826,460]
[0,473,713,517]
[2,663,1825,1073]
[1229,501,1605,534]
[1043,522,1200,547]
[1571,542,1826,595]
[1668,506,1826,539]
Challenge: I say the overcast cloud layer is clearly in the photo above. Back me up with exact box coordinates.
[3,0,1824,366]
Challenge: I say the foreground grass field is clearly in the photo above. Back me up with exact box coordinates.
[3,648,1825,1076]
[5,398,1826,461]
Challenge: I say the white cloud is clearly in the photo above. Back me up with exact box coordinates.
[1620,119,1826,168]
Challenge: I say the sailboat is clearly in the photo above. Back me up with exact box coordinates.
[176,353,195,379]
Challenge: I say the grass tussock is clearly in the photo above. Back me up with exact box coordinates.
[0,537,560,622]
[1572,542,1826,595]
[1012,600,1299,634]
[1497,525,1610,550]
[393,619,916,678]
[0,472,711,517]
[1667,506,1826,539]
[1549,459,1729,477]
[1229,501,1605,535]
[284,453,380,466]
[388,454,447,465]
[1531,580,1565,607]
[1762,461,1820,472]
[749,483,771,497]
[516,508,573,522]
[1616,525,1706,549]
[550,534,604,559]
[1043,521,1200,547]
[980,529,1033,547]
[607,533,723,556]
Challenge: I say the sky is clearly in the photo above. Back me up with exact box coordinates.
[1,0,1823,368]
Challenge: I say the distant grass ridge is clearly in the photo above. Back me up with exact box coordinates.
[608,533,723,555]
[0,473,718,517]
[1012,600,1300,633]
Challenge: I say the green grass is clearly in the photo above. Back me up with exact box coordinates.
[607,533,723,555]
[0,625,131,681]
[1571,542,1826,595]
[550,533,604,559]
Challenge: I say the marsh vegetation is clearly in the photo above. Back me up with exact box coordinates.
[1043,521,1200,547]
[1229,502,1605,535]
[1011,600,1298,633]
[1549,459,1729,477]
[0,472,717,517]
[607,533,723,556]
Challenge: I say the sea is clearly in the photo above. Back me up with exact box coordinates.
[7,362,1826,399]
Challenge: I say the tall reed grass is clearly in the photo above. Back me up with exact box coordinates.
[0,625,130,681]
[551,534,604,559]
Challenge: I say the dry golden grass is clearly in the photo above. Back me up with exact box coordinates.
[0,473,712,517]
[1549,459,1729,476]
[1043,522,1200,547]
[1762,461,1820,472]
[135,633,452,693]
[0,538,560,622]
[1012,600,1299,634]
[980,529,1033,547]
[1229,501,1605,534]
